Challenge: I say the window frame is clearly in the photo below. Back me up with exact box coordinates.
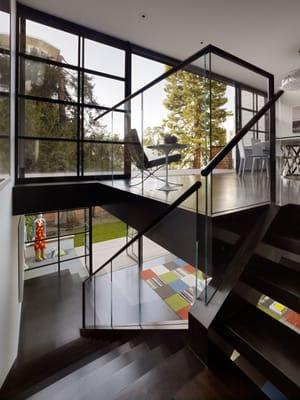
[0,0,11,180]
[16,4,130,183]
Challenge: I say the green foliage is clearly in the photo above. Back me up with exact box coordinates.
[25,215,36,242]
[18,61,124,175]
[162,70,231,168]
[74,221,126,247]
[0,54,10,174]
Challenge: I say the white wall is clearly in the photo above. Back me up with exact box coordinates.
[0,0,22,388]
[0,183,21,387]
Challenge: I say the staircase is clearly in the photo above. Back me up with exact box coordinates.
[0,330,268,400]
[199,203,300,399]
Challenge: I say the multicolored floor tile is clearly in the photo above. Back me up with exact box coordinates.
[141,259,204,320]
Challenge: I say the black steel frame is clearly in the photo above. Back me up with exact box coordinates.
[16,4,129,184]
[0,2,11,179]
[14,4,275,191]
[24,207,92,274]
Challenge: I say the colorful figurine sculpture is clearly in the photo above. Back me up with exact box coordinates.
[34,214,47,261]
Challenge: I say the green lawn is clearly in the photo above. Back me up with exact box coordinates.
[74,221,126,247]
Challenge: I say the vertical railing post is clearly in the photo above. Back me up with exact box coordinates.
[89,206,93,276]
[138,235,143,328]
[269,75,276,204]
[82,280,86,329]
[195,188,199,300]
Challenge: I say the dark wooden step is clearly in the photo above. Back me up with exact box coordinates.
[26,338,153,400]
[223,300,300,398]
[174,353,269,400]
[264,233,300,256]
[114,346,199,400]
[242,256,300,313]
[89,342,181,400]
[0,337,128,400]
[115,344,268,400]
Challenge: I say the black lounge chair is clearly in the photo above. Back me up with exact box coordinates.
[127,129,181,186]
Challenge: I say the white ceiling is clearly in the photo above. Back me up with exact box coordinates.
[19,0,300,91]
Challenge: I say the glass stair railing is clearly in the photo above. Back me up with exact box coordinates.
[83,181,201,329]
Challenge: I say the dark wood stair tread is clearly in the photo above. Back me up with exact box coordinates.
[242,256,300,313]
[83,343,179,400]
[223,301,300,397]
[114,346,200,400]
[0,337,126,399]
[264,233,300,256]
[26,339,153,400]
[115,345,268,400]
[174,354,269,400]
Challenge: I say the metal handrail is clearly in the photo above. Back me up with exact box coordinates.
[201,90,284,177]
[94,44,212,121]
[94,44,273,122]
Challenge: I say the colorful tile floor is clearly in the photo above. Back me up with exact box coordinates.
[258,295,300,334]
[141,259,205,320]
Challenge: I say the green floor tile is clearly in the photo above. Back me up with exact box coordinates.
[160,271,178,284]
[165,293,189,312]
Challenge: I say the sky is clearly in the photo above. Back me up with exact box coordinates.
[0,10,9,37]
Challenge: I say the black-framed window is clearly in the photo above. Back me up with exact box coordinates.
[24,208,91,274]
[0,0,10,179]
[17,7,128,182]
[238,87,268,146]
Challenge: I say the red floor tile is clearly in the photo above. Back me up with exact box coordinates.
[176,304,192,320]
[183,264,196,274]
[140,269,157,280]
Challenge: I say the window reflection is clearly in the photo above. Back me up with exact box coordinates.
[0,1,10,179]
[25,20,78,65]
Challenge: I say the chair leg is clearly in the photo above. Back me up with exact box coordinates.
[266,159,270,177]
[251,158,256,174]
[238,159,243,175]
[127,165,182,187]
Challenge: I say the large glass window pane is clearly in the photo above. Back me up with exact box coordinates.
[60,209,88,236]
[21,99,77,138]
[258,115,266,132]
[0,53,9,91]
[258,95,265,109]
[25,212,58,243]
[241,90,253,109]
[132,54,167,92]
[22,59,78,101]
[84,73,124,108]
[0,96,9,134]
[0,137,9,176]
[242,109,254,126]
[25,20,78,65]
[0,2,10,49]
[84,108,124,141]
[84,39,125,77]
[18,139,77,177]
[84,142,124,175]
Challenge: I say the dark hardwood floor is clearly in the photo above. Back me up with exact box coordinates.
[102,170,300,215]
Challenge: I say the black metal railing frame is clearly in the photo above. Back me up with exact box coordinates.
[82,181,201,328]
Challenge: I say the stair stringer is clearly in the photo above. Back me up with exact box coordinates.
[188,204,280,366]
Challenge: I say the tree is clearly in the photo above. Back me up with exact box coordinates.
[16,58,123,175]
[0,53,10,174]
[163,70,231,168]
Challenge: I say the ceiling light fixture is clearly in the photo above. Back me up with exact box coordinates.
[281,68,300,91]
[281,51,300,90]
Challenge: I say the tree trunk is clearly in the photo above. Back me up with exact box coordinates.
[193,147,202,169]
